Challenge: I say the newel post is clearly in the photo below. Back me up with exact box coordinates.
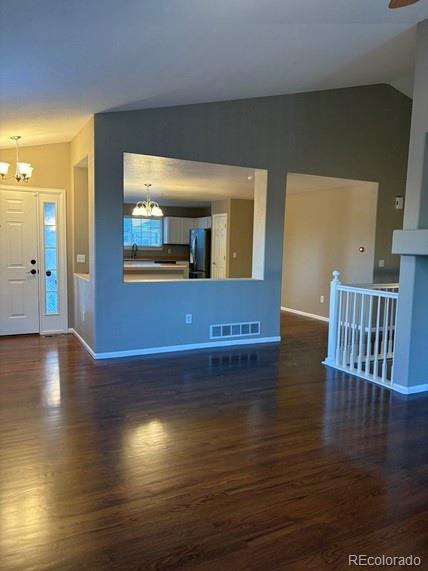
[325,270,341,365]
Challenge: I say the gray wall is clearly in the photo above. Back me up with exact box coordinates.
[93,84,411,353]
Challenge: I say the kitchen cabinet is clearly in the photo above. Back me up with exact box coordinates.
[163,217,183,244]
[181,218,194,244]
[163,216,212,244]
[198,216,212,229]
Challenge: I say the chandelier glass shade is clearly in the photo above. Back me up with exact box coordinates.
[132,183,163,217]
[0,136,34,183]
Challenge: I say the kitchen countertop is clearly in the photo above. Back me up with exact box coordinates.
[124,256,189,264]
[124,260,189,271]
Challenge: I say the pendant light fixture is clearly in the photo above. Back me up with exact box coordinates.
[132,183,163,217]
[0,136,34,183]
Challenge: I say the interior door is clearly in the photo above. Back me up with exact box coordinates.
[0,189,39,335]
[211,213,227,279]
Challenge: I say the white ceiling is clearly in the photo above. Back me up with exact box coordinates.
[124,153,256,206]
[124,154,377,206]
[1,0,427,148]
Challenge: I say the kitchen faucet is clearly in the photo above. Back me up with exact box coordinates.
[131,243,138,259]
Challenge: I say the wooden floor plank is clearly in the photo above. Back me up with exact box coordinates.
[0,313,427,570]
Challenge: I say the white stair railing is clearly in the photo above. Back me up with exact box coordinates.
[323,271,399,388]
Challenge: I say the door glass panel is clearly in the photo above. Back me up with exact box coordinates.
[43,202,58,315]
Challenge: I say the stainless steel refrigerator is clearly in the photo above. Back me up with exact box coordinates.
[189,228,211,279]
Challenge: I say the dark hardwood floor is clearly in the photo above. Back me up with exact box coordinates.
[0,313,427,570]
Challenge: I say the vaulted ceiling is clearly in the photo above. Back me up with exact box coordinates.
[1,0,427,147]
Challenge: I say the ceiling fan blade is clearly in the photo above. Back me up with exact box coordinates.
[389,0,420,8]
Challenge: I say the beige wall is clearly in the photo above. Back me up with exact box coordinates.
[70,119,95,344]
[73,166,89,273]
[229,199,254,278]
[282,183,378,318]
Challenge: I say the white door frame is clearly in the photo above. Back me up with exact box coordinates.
[0,184,68,335]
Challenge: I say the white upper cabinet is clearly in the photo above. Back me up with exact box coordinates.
[181,218,194,244]
[163,216,212,244]
[163,217,183,244]
[199,216,212,229]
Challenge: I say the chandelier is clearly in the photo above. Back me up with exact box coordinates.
[0,136,34,183]
[132,183,163,217]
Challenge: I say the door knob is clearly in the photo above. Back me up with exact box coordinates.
[46,270,52,277]
[30,259,36,265]
[28,269,37,275]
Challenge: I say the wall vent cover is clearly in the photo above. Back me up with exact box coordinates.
[210,321,260,339]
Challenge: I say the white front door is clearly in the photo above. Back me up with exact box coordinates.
[0,188,68,336]
[211,213,228,279]
[0,190,40,334]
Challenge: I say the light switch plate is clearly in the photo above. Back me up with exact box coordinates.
[395,196,404,210]
[77,254,86,263]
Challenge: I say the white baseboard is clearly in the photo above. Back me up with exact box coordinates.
[322,360,428,395]
[40,329,70,336]
[70,329,281,360]
[391,383,428,395]
[281,306,329,323]
[70,328,97,358]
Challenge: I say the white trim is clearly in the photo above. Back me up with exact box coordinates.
[70,328,97,358]
[70,329,280,360]
[322,361,428,395]
[0,184,64,194]
[391,383,428,395]
[40,329,70,336]
[281,306,329,323]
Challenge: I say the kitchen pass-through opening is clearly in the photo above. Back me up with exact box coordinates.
[122,153,267,283]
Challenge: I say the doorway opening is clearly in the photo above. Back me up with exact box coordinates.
[0,186,68,336]
[281,173,379,321]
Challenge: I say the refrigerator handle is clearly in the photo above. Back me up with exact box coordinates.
[193,234,198,266]
[190,232,197,265]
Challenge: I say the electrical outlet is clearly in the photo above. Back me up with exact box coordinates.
[185,314,192,324]
[320,295,325,304]
[77,254,86,263]
[378,259,385,268]
[167,248,172,254]
[232,251,237,259]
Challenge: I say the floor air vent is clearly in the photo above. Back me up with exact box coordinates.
[210,321,260,339]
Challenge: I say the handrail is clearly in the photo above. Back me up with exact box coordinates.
[338,284,399,298]
[349,282,399,291]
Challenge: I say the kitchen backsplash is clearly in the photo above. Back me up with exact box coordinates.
[124,244,190,261]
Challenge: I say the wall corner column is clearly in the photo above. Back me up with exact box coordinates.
[393,19,428,395]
